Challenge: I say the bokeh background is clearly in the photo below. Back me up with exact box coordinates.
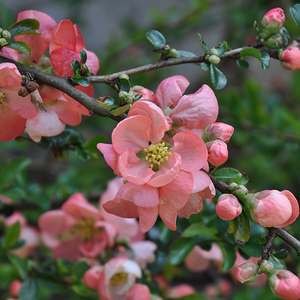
[0,0,300,299]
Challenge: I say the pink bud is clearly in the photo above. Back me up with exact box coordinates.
[245,190,299,228]
[83,266,102,290]
[9,280,21,297]
[236,262,259,284]
[261,8,285,38]
[206,139,228,167]
[126,283,151,300]
[202,122,234,143]
[215,194,242,221]
[269,270,300,300]
[280,46,300,70]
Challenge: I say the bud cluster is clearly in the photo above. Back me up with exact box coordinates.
[0,28,11,47]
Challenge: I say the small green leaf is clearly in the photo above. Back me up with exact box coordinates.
[290,4,300,29]
[5,41,31,56]
[79,49,87,64]
[182,223,218,239]
[278,27,290,46]
[111,104,130,116]
[19,278,40,300]
[145,30,166,50]
[197,33,208,54]
[73,283,92,296]
[220,242,236,271]
[7,253,27,279]
[200,62,210,71]
[260,52,270,70]
[0,157,31,190]
[4,221,21,249]
[239,242,263,257]
[169,238,194,265]
[72,76,90,87]
[8,19,40,37]
[84,134,106,153]
[273,249,289,260]
[176,50,198,61]
[119,76,131,93]
[240,48,270,70]
[230,210,250,246]
[216,41,228,56]
[210,64,227,90]
[213,167,248,185]
[237,59,249,70]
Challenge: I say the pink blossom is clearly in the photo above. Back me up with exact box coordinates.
[9,280,21,298]
[98,100,214,232]
[83,265,102,289]
[215,194,242,221]
[280,45,300,70]
[202,122,234,143]
[245,190,299,228]
[15,10,57,63]
[126,284,151,300]
[167,284,196,298]
[261,8,285,37]
[98,257,142,300]
[130,241,157,269]
[235,262,259,284]
[38,193,116,260]
[269,269,300,300]
[206,139,228,167]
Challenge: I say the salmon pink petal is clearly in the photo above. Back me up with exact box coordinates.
[16,10,57,62]
[0,47,20,61]
[51,48,80,76]
[97,143,120,176]
[64,88,90,115]
[159,200,178,231]
[191,170,213,193]
[133,86,155,102]
[52,236,82,260]
[128,100,169,142]
[172,131,207,172]
[171,84,219,130]
[112,116,151,154]
[160,170,194,211]
[118,151,154,185]
[126,284,151,300]
[74,24,85,51]
[0,63,23,86]
[155,75,189,107]
[147,152,181,187]
[177,192,205,218]
[94,221,117,246]
[78,233,107,257]
[138,206,159,233]
[85,49,100,74]
[39,85,62,102]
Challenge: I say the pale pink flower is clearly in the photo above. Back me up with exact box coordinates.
[98,257,142,300]
[39,193,116,260]
[269,269,300,300]
[126,283,151,300]
[206,139,228,167]
[280,45,300,70]
[236,262,259,284]
[245,190,299,228]
[167,284,196,298]
[130,241,157,269]
[261,8,285,37]
[215,194,242,221]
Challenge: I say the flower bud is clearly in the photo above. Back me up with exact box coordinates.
[2,30,11,40]
[206,139,228,167]
[202,122,234,143]
[260,260,274,274]
[9,280,21,297]
[236,262,259,284]
[268,270,300,300]
[235,185,248,198]
[208,55,220,65]
[279,45,300,70]
[215,194,242,221]
[244,190,299,228]
[209,48,219,56]
[263,32,285,49]
[168,48,178,58]
[0,38,7,47]
[261,8,285,38]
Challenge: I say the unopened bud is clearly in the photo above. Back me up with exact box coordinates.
[119,73,129,81]
[235,185,249,198]
[261,8,285,38]
[202,122,234,143]
[279,45,300,70]
[2,30,11,40]
[209,48,219,56]
[206,139,228,167]
[236,262,259,283]
[0,38,7,47]
[260,260,274,274]
[215,194,242,221]
[208,55,220,64]
[0,28,3,35]
[119,91,128,101]
[168,48,178,58]
[263,32,284,49]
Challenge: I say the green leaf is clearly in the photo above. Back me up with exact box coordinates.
[290,4,300,29]
[72,76,90,87]
[229,210,250,246]
[197,33,208,54]
[79,49,87,64]
[260,52,270,70]
[210,64,227,90]
[145,30,166,50]
[72,261,90,282]
[119,76,131,93]
[84,134,106,157]
[213,167,248,185]
[273,249,289,260]
[220,242,236,271]
[0,157,31,190]
[19,277,40,300]
[5,41,31,56]
[177,294,206,300]
[216,41,228,56]
[237,59,249,70]
[111,104,131,116]
[4,221,21,249]
[240,48,270,70]
[147,250,167,274]
[182,223,218,239]
[239,242,263,257]
[6,253,27,279]
[8,19,40,37]
[200,62,210,71]
[169,238,194,265]
[73,283,92,296]
[36,272,67,293]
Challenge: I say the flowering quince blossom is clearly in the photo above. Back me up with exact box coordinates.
[215,194,242,221]
[167,284,196,298]
[279,42,300,70]
[235,262,259,284]
[126,283,151,300]
[98,100,215,232]
[244,190,299,228]
[268,269,300,300]
[261,7,285,38]
[97,257,142,300]
[38,192,116,260]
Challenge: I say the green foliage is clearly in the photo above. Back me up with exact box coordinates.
[145,30,166,50]
[8,18,40,37]
[290,4,300,30]
[210,64,227,90]
[5,41,32,55]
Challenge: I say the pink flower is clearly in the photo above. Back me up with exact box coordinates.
[215,194,242,221]
[98,100,214,232]
[280,45,300,70]
[261,8,285,38]
[206,139,228,167]
[236,262,259,284]
[126,284,151,300]
[15,10,57,63]
[135,75,219,136]
[49,19,99,77]
[38,193,116,260]
[9,280,21,298]
[98,257,142,300]
[245,190,299,228]
[202,122,234,143]
[269,270,300,300]
[167,284,196,298]
[83,265,102,290]
[130,241,157,269]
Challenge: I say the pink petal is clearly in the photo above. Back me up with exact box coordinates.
[172,131,207,172]
[0,47,20,61]
[39,85,62,102]
[112,115,151,154]
[85,49,100,74]
[191,170,213,193]
[52,236,82,260]
[128,100,169,143]
[97,143,121,175]
[94,221,117,246]
[138,206,159,233]
[74,24,85,51]
[133,86,155,102]
[63,86,91,115]
[78,232,108,257]
[177,193,205,218]
[171,84,219,130]
[0,63,23,86]
[158,200,178,231]
[155,75,190,107]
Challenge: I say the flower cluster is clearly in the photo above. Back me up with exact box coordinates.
[0,10,99,142]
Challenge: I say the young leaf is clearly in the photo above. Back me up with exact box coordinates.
[8,18,40,37]
[145,30,166,50]
[72,76,90,87]
[290,4,300,30]
[273,249,289,260]
[111,104,131,116]
[4,221,21,249]
[169,238,194,265]
[240,48,270,70]
[19,277,40,300]
[200,62,210,71]
[216,41,228,56]
[197,33,208,54]
[210,64,227,90]
[176,50,197,59]
[237,59,249,70]
[79,49,87,64]
[231,210,250,246]
[119,76,131,93]
[5,41,31,56]
[260,52,270,70]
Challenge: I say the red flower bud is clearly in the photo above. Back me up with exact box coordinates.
[280,45,300,70]
[261,8,285,38]
[215,194,242,221]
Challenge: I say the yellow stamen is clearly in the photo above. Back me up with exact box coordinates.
[110,272,128,284]
[73,218,98,242]
[144,141,172,170]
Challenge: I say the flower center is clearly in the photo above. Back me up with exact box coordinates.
[73,218,98,242]
[110,272,128,284]
[0,91,8,111]
[144,141,172,170]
